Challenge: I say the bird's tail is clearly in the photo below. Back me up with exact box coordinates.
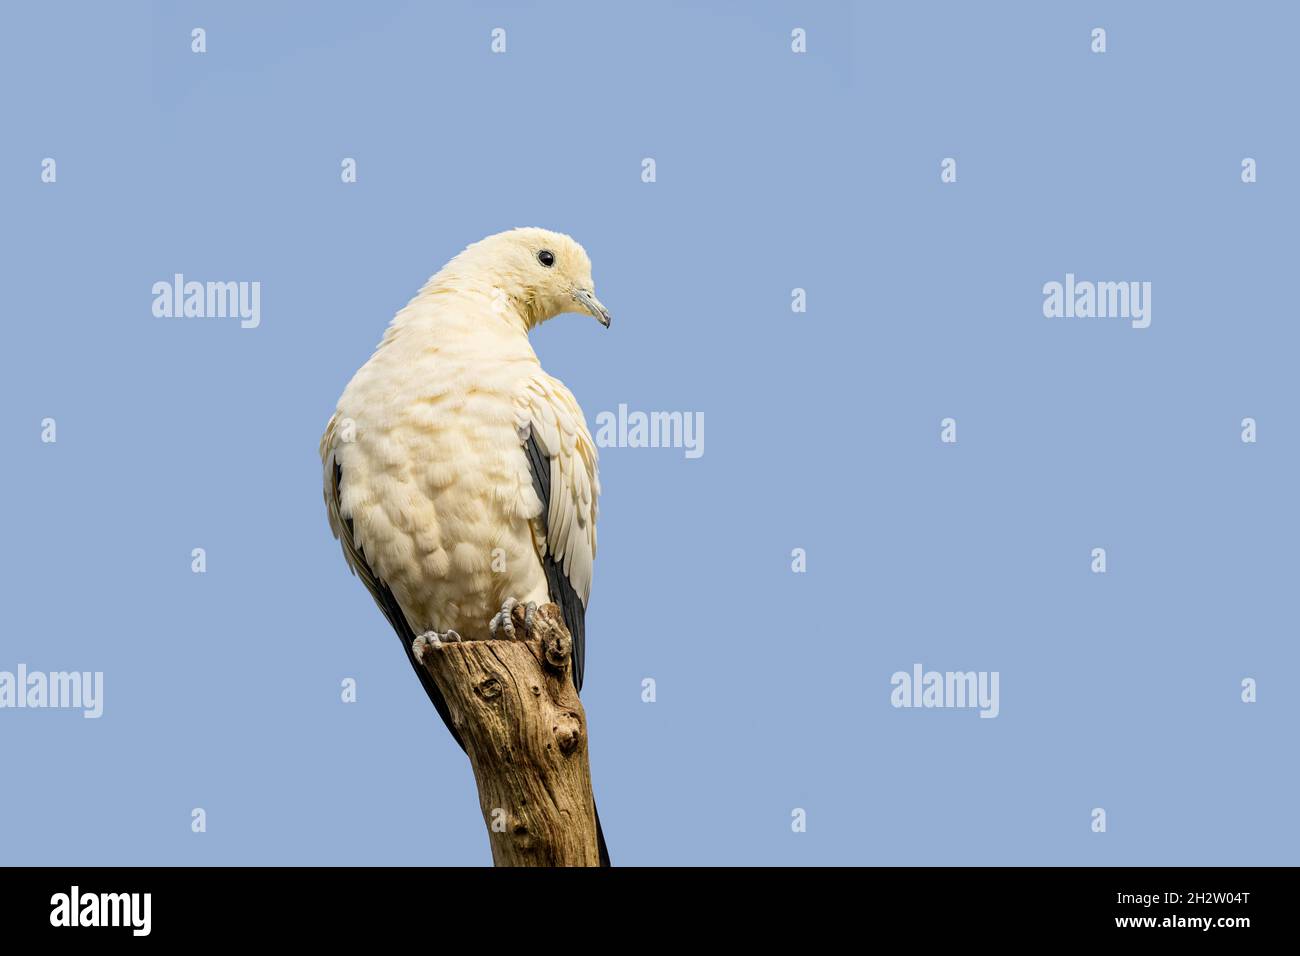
[595,802,611,867]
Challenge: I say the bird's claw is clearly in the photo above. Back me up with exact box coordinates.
[489,598,537,640]
[411,629,462,663]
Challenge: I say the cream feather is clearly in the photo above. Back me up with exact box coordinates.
[321,228,603,641]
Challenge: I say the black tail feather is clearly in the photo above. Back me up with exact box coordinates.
[595,802,611,867]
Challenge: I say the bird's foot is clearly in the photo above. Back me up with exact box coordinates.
[411,629,463,663]
[488,597,537,640]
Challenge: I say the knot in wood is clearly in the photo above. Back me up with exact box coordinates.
[543,633,571,671]
[515,603,571,672]
[475,676,502,700]
[553,712,582,755]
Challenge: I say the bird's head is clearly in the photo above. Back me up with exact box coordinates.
[453,227,611,331]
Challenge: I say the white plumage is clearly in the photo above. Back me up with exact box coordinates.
[320,228,605,645]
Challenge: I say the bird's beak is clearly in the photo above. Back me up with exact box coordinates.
[572,288,611,328]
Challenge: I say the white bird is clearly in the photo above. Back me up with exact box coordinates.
[320,227,610,861]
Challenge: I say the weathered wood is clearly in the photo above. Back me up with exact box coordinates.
[413,603,599,866]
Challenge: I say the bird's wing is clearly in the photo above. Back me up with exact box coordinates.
[514,375,600,691]
[320,414,464,750]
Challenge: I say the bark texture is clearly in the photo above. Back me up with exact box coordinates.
[414,602,599,866]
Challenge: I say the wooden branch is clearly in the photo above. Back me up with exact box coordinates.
[413,603,600,866]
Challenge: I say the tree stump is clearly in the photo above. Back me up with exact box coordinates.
[412,602,600,866]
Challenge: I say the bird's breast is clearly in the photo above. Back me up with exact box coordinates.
[334,347,548,638]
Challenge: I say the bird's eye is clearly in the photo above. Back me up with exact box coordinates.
[538,250,555,267]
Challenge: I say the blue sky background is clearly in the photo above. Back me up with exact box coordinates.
[1,1,1296,865]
